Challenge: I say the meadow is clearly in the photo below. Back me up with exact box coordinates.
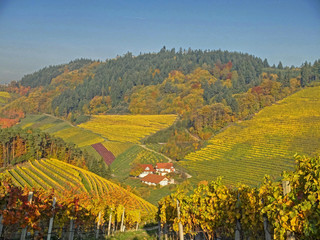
[181,86,320,186]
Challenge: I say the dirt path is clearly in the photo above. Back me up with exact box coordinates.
[140,144,173,163]
[185,129,201,141]
[43,113,74,127]
[139,144,192,179]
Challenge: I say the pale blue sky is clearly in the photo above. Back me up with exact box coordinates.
[0,0,319,83]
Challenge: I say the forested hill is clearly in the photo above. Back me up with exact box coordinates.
[51,49,266,115]
[1,49,319,157]
[3,48,319,120]
[3,49,271,118]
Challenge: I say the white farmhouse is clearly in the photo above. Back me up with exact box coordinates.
[156,163,175,176]
[138,164,155,178]
[141,174,169,186]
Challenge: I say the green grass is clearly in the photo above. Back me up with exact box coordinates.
[105,229,157,240]
[111,145,167,177]
[180,86,320,186]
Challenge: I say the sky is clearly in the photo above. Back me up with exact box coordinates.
[0,0,319,83]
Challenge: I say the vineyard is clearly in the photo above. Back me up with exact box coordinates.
[2,158,156,216]
[78,114,177,143]
[111,145,168,177]
[102,141,133,157]
[92,143,115,165]
[181,86,320,186]
[0,91,11,104]
[158,155,320,239]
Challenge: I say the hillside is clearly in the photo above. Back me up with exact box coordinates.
[78,114,177,143]
[180,86,320,186]
[3,158,156,216]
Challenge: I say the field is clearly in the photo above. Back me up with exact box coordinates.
[17,114,104,149]
[103,141,133,157]
[0,91,11,104]
[92,142,115,165]
[3,158,156,215]
[181,86,320,186]
[78,114,177,143]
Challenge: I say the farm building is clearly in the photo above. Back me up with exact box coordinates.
[156,163,175,176]
[141,174,169,186]
[138,164,155,178]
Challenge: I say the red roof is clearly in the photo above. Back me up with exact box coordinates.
[156,162,174,169]
[140,164,155,172]
[141,174,167,184]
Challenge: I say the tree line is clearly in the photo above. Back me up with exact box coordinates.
[0,127,109,178]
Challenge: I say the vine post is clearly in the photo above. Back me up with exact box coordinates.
[158,219,162,240]
[176,199,184,240]
[47,197,56,240]
[0,215,3,238]
[235,192,241,240]
[20,191,33,240]
[108,208,112,236]
[68,219,74,240]
[282,180,295,240]
[95,211,102,239]
[120,207,125,232]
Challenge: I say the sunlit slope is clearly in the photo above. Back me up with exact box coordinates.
[0,91,11,104]
[181,86,320,186]
[17,114,104,147]
[78,114,177,143]
[4,158,156,214]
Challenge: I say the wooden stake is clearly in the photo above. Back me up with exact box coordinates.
[68,219,74,240]
[120,207,125,232]
[20,191,33,240]
[282,180,295,240]
[47,197,56,240]
[176,199,184,240]
[235,192,241,240]
[164,223,168,240]
[0,215,3,238]
[158,220,162,240]
[96,211,102,239]
[263,216,272,240]
[108,209,112,236]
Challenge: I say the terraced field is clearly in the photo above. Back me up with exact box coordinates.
[181,86,320,186]
[3,158,156,214]
[78,114,177,143]
[17,114,104,149]
[102,141,133,157]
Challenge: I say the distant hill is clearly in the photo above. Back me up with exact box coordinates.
[180,86,320,186]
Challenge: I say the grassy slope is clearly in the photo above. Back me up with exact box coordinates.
[17,114,104,152]
[180,86,320,186]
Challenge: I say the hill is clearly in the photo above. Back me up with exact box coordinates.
[180,86,320,186]
[3,158,156,216]
[78,114,177,143]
